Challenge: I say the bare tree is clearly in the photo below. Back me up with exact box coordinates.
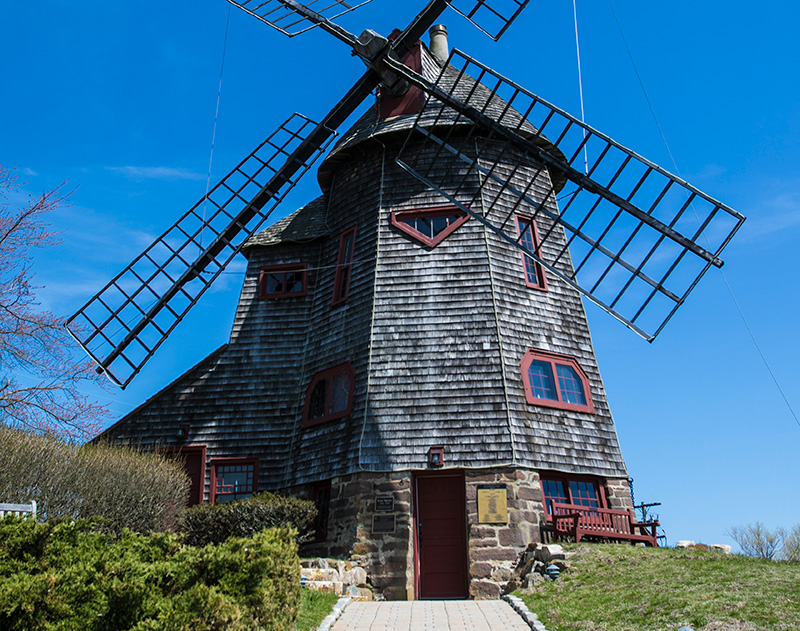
[0,166,107,439]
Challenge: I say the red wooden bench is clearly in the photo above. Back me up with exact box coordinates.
[551,503,659,547]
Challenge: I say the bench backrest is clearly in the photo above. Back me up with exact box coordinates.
[0,501,37,519]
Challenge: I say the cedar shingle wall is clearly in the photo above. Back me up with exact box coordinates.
[103,240,323,497]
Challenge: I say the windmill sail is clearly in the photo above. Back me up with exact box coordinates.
[227,0,375,37]
[391,49,745,340]
[445,0,531,40]
[66,114,335,388]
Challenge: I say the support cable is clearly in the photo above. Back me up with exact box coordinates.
[201,3,233,248]
[572,0,589,174]
[608,0,799,429]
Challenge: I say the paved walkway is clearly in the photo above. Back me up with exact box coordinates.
[329,600,531,631]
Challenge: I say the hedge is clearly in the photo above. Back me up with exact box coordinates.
[0,427,189,534]
[183,492,317,547]
[0,517,300,631]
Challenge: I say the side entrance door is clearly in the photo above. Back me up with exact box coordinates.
[414,471,469,599]
[164,446,206,506]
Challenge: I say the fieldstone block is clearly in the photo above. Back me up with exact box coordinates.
[470,579,501,600]
[491,566,512,582]
[498,527,526,547]
[535,544,565,564]
[676,540,695,548]
[470,562,492,578]
[301,568,341,582]
[711,544,732,554]
[472,548,518,562]
[344,567,368,586]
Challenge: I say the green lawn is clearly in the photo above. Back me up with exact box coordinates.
[294,588,341,631]
[518,544,800,631]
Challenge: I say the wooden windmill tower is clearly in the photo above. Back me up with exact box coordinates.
[70,1,745,600]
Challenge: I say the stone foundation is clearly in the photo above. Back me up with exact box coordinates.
[296,468,633,600]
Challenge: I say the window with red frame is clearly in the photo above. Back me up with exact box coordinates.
[540,474,605,517]
[391,206,469,248]
[303,363,355,427]
[332,227,356,305]
[211,459,258,504]
[520,349,594,413]
[258,263,307,300]
[516,215,547,290]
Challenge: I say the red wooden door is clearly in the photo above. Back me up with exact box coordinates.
[164,446,206,506]
[415,472,468,599]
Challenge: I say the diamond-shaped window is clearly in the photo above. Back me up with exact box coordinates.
[391,206,469,247]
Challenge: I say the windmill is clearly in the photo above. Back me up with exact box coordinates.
[79,1,744,601]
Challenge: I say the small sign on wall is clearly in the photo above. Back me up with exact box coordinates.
[477,484,508,524]
[375,495,394,512]
[372,514,396,534]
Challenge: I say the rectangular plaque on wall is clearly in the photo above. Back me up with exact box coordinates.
[375,495,394,512]
[372,514,396,534]
[477,484,508,524]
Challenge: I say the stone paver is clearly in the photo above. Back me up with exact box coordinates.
[329,600,531,631]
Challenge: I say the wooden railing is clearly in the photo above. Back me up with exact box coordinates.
[552,503,659,547]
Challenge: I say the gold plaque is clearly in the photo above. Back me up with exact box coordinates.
[477,485,508,524]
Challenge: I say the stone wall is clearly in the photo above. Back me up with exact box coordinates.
[465,468,543,599]
[297,467,634,600]
[298,471,414,601]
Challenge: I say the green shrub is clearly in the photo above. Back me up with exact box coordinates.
[0,517,300,631]
[0,427,189,534]
[183,491,317,547]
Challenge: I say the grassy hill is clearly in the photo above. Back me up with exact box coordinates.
[518,544,800,631]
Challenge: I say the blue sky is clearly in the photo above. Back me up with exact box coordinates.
[3,1,799,549]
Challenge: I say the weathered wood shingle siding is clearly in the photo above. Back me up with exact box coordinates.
[285,150,383,485]
[477,144,628,477]
[103,235,325,497]
[360,143,514,470]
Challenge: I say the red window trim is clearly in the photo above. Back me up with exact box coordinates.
[539,472,608,520]
[515,214,548,291]
[258,262,308,300]
[210,457,259,505]
[302,362,355,428]
[332,226,357,306]
[390,205,470,248]
[520,349,595,413]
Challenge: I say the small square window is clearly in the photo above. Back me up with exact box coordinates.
[258,263,307,300]
[211,459,258,504]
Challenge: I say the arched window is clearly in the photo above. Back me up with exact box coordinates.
[391,206,469,248]
[520,349,594,413]
[302,362,355,427]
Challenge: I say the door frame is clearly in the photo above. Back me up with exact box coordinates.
[412,469,469,599]
[161,444,207,505]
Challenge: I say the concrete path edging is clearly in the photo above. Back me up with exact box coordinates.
[503,594,550,631]
[315,596,352,631]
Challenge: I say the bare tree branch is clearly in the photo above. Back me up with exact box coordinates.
[1,165,107,439]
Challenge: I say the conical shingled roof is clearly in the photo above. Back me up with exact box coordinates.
[317,41,564,192]
[241,196,329,254]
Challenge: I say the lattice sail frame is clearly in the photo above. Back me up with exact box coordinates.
[395,49,745,340]
[226,0,375,37]
[445,0,531,40]
[66,114,335,388]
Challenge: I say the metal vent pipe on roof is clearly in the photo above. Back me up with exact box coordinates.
[429,24,449,65]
